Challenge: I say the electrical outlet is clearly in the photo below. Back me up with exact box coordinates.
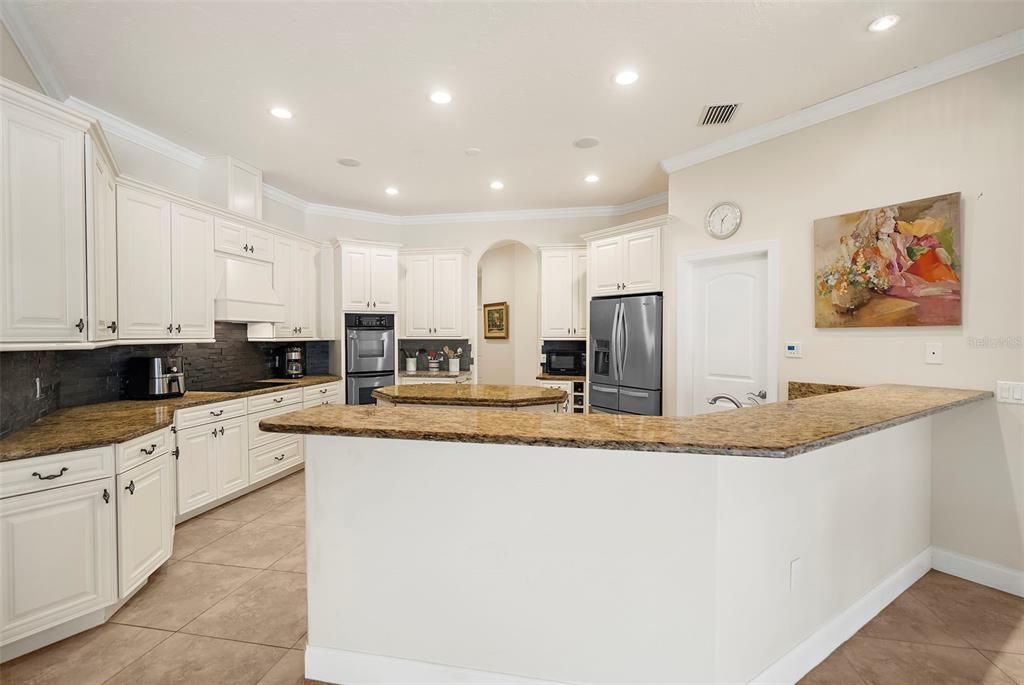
[784,341,802,359]
[997,381,1024,405]
[925,342,943,365]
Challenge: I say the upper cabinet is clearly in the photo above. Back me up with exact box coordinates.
[273,236,318,339]
[539,246,587,339]
[583,216,667,297]
[86,135,119,342]
[339,241,399,312]
[401,250,466,337]
[199,156,263,220]
[214,217,274,262]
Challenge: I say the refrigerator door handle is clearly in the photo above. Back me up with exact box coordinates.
[611,302,622,381]
[620,303,629,376]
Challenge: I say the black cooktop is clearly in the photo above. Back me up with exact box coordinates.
[205,381,298,393]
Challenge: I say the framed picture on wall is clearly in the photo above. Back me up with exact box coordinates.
[483,301,509,339]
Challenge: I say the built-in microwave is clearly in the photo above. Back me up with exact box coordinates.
[541,340,586,376]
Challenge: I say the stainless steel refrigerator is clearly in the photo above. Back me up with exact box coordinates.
[589,294,663,415]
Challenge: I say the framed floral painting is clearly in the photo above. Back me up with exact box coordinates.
[814,192,962,328]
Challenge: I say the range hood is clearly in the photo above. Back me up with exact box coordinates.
[213,256,285,323]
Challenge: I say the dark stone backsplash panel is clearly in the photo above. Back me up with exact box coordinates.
[0,323,331,438]
[397,338,473,371]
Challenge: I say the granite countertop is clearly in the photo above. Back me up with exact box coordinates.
[398,370,471,379]
[373,383,567,407]
[0,375,341,461]
[536,373,586,382]
[262,384,991,458]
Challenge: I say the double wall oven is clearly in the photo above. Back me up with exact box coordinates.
[345,313,395,404]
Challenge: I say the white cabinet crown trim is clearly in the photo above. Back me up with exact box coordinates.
[579,214,671,241]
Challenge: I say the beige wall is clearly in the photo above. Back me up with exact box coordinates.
[475,242,540,385]
[666,57,1024,570]
[1,22,43,93]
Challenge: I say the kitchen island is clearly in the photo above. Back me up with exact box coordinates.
[372,383,567,412]
[261,385,990,685]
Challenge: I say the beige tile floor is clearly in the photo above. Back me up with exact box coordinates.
[3,466,1022,684]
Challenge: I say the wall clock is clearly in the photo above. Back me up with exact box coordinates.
[705,202,742,240]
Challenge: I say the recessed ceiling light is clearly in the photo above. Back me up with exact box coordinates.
[573,136,600,149]
[613,70,639,86]
[584,174,600,183]
[489,180,504,190]
[269,107,293,119]
[385,187,399,196]
[465,147,482,156]
[868,14,900,32]
[337,157,362,167]
[429,90,452,105]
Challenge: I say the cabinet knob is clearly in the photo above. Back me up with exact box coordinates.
[75,318,85,333]
[125,480,136,495]
[372,301,376,308]
[103,488,110,504]
[212,429,218,437]
[243,243,249,252]
[175,324,182,334]
[248,245,254,253]
[107,321,118,333]
[219,426,225,436]
[167,323,173,334]
[366,301,370,308]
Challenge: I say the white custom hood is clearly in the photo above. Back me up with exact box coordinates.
[213,255,286,323]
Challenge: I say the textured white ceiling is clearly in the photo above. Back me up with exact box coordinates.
[15,1,1024,214]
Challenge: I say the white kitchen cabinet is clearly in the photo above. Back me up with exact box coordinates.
[116,186,172,338]
[214,217,273,262]
[0,98,87,343]
[539,381,572,413]
[274,236,318,338]
[200,156,263,220]
[401,250,465,337]
[340,241,399,312]
[171,204,215,339]
[116,452,173,598]
[86,136,119,342]
[175,415,249,516]
[0,477,116,646]
[539,247,587,339]
[250,437,303,485]
[583,217,665,297]
[213,416,248,498]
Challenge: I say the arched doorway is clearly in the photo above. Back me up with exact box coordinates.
[475,240,537,385]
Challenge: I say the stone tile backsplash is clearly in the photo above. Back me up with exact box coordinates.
[398,339,473,371]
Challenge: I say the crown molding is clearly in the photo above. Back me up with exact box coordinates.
[661,28,1024,174]
[580,214,672,241]
[0,6,66,101]
[398,191,668,225]
[307,201,403,225]
[262,183,309,212]
[64,97,206,169]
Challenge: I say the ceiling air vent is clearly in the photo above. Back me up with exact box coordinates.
[699,103,740,126]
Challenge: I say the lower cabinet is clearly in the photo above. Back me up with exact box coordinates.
[176,416,249,517]
[116,452,173,598]
[250,437,304,484]
[0,478,117,646]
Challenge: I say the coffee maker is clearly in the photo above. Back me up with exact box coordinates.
[280,345,304,378]
[124,356,186,399]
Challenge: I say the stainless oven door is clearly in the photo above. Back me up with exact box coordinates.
[346,373,396,405]
[346,328,395,374]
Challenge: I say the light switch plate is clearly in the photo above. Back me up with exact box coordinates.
[785,341,802,359]
[925,342,943,365]
[997,381,1024,404]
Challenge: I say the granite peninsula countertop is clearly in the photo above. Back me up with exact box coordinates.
[0,375,341,461]
[263,384,991,458]
[373,383,567,407]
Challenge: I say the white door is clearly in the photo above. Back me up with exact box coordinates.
[175,424,217,515]
[294,242,317,337]
[87,138,118,341]
[117,187,172,339]
[588,236,622,296]
[274,237,295,338]
[340,245,371,311]
[572,250,588,339]
[0,478,116,646]
[0,102,87,342]
[370,247,398,311]
[622,228,661,293]
[116,453,173,598]
[171,204,214,339]
[432,253,463,337]
[540,250,573,338]
[214,416,248,498]
[691,253,769,414]
[404,254,434,337]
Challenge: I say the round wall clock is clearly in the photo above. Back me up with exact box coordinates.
[705,202,742,240]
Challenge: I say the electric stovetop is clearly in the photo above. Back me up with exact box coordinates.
[203,381,298,393]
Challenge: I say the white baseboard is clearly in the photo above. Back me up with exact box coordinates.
[0,608,107,663]
[305,645,570,685]
[749,547,932,685]
[932,546,1024,598]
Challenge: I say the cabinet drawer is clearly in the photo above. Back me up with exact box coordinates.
[250,436,303,484]
[247,388,303,414]
[303,396,341,409]
[116,427,171,474]
[249,404,302,450]
[302,382,340,403]
[175,399,247,430]
[0,446,115,499]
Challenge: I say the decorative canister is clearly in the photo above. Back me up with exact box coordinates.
[428,359,441,372]
[405,357,417,372]
[448,358,460,373]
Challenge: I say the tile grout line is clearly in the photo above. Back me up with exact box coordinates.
[98,627,176,685]
[978,649,1024,685]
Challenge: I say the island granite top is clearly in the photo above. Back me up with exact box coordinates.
[262,384,991,458]
[373,383,566,407]
[0,375,341,461]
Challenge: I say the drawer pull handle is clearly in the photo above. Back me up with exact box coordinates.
[140,443,157,455]
[319,388,328,394]
[210,410,224,416]
[273,397,284,403]
[274,454,286,461]
[32,467,68,481]
[125,480,136,495]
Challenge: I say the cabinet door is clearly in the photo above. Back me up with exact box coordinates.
[572,250,588,338]
[0,477,116,646]
[175,424,217,516]
[370,247,398,311]
[214,417,248,498]
[340,245,371,311]
[273,237,295,337]
[213,217,246,257]
[87,138,118,341]
[622,228,661,293]
[588,236,623,296]
[117,453,172,598]
[540,250,573,338]
[433,253,463,337]
[171,204,214,339]
[227,158,262,219]
[117,187,172,339]
[294,242,317,338]
[246,226,274,262]
[0,102,87,342]
[403,254,433,337]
